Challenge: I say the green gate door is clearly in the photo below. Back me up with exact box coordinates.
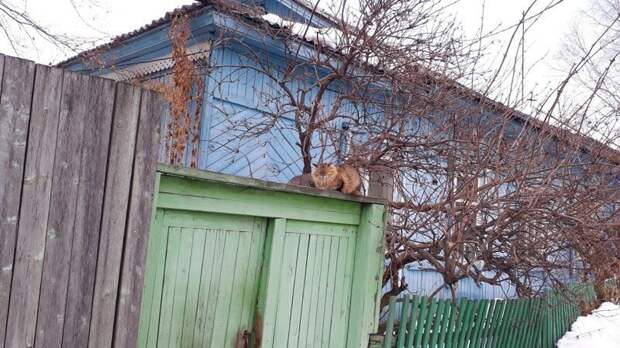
[138,209,266,347]
[267,220,357,348]
[137,166,386,348]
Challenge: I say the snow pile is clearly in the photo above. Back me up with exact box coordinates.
[557,302,620,348]
[261,13,342,48]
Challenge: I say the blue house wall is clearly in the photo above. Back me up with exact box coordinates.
[200,43,348,180]
[59,0,591,300]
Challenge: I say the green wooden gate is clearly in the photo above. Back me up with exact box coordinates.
[137,165,386,348]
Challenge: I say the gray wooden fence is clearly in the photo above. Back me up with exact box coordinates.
[0,53,165,348]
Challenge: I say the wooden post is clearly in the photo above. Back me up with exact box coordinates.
[368,166,394,201]
[347,203,387,348]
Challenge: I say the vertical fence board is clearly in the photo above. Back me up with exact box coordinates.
[465,300,481,347]
[430,300,446,347]
[485,300,497,348]
[501,299,519,347]
[88,83,142,348]
[414,298,429,347]
[516,299,533,348]
[113,89,164,348]
[438,300,452,347]
[395,296,410,348]
[35,71,91,348]
[526,299,537,347]
[62,74,115,348]
[444,299,461,348]
[0,55,34,345]
[421,300,437,347]
[5,64,63,348]
[383,297,396,348]
[456,299,473,346]
[471,300,489,347]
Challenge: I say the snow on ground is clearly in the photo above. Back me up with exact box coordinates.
[557,302,620,348]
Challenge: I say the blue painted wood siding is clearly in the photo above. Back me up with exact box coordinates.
[398,266,517,300]
[194,46,345,182]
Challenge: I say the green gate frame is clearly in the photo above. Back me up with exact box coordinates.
[138,165,387,348]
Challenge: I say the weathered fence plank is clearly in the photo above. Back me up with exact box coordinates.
[0,55,36,345]
[88,83,142,348]
[62,74,116,348]
[35,71,92,348]
[0,53,164,348]
[114,89,164,348]
[5,64,64,348]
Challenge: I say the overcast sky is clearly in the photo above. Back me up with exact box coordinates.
[3,0,591,99]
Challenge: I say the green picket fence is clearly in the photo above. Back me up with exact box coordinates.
[379,287,596,348]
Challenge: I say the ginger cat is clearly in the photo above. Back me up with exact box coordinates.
[311,163,361,196]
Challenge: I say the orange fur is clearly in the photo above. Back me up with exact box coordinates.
[311,163,361,195]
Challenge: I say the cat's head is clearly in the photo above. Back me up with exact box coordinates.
[312,163,338,181]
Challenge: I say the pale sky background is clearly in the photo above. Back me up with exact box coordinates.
[1,0,594,104]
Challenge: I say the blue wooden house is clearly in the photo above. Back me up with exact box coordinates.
[59,0,604,300]
[60,0,347,182]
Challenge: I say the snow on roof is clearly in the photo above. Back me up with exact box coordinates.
[261,12,342,48]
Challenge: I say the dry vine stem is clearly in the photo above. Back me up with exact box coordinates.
[140,14,205,167]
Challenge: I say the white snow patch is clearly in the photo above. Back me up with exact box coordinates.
[261,13,343,48]
[557,302,620,348]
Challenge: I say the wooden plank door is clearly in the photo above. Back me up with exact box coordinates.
[261,219,357,348]
[138,209,266,348]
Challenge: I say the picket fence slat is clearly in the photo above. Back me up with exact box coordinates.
[413,298,427,347]
[395,296,411,347]
[404,296,419,348]
[443,298,459,348]
[472,300,488,347]
[382,285,592,348]
[438,300,451,347]
[429,300,444,347]
[422,300,437,347]
[383,297,396,348]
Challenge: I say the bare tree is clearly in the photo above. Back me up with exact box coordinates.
[149,0,620,307]
[0,0,102,60]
